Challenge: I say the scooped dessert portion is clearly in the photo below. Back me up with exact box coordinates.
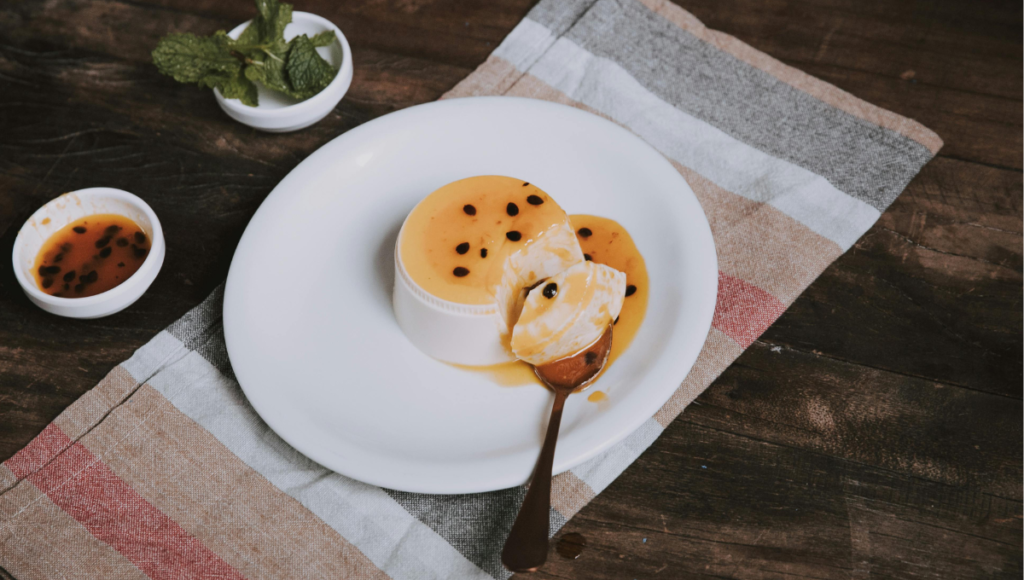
[511,261,625,366]
[393,175,641,377]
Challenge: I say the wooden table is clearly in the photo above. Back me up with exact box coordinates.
[1,0,1020,577]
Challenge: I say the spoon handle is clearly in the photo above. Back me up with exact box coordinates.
[501,387,570,573]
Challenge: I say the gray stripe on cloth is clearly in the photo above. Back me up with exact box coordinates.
[524,30,880,249]
[383,487,526,580]
[562,0,933,211]
[166,285,236,381]
[381,488,573,580]
[550,507,568,537]
[526,0,597,37]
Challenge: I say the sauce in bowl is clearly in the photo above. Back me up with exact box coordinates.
[32,214,152,298]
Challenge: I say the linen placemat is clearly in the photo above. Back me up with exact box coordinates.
[0,0,941,578]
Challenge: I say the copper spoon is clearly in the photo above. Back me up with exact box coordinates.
[501,326,613,573]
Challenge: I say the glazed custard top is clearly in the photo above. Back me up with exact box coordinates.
[399,176,575,305]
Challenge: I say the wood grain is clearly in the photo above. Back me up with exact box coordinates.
[0,0,1020,578]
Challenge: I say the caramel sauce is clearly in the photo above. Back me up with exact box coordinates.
[569,215,648,372]
[32,214,151,298]
[448,360,540,387]
[587,390,607,402]
[399,176,570,305]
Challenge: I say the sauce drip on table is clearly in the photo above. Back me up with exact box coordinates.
[556,533,587,559]
[32,214,152,298]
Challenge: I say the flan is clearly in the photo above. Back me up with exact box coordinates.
[394,175,585,365]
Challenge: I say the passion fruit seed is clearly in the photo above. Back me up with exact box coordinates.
[453,267,470,277]
[522,182,530,187]
[584,253,592,261]
[116,237,129,247]
[117,262,125,267]
[585,351,598,365]
[542,282,558,299]
[38,265,61,276]
[456,242,470,254]
[463,204,477,216]
[480,248,488,258]
[506,231,522,242]
[625,284,637,297]
[577,227,592,238]
[63,271,76,282]
[74,284,84,293]
[73,226,86,234]
[506,202,519,216]
[134,232,147,244]
[54,253,64,263]
[105,225,122,235]
[133,246,147,259]
[87,271,98,283]
[99,247,112,258]
[527,195,543,205]
[95,237,110,248]
[42,278,53,289]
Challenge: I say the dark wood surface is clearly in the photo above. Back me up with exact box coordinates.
[0,0,1020,578]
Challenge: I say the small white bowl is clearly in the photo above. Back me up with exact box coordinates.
[214,11,353,133]
[12,188,165,319]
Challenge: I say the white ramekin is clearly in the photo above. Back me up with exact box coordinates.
[214,11,354,133]
[392,226,515,366]
[12,188,165,319]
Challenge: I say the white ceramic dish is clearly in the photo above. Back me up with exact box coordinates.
[12,188,165,319]
[214,11,353,133]
[223,97,718,494]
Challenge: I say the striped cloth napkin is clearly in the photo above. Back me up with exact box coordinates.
[0,0,940,578]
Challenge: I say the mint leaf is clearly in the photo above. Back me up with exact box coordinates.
[286,35,336,97]
[254,0,292,44]
[218,68,259,107]
[235,18,262,48]
[152,32,238,84]
[309,30,336,47]
[152,0,336,107]
[244,50,292,97]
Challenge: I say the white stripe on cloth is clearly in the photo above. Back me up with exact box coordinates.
[497,18,880,250]
[492,14,557,73]
[127,333,490,580]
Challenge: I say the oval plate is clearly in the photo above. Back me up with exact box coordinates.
[224,96,717,494]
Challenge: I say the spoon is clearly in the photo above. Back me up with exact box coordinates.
[501,325,613,573]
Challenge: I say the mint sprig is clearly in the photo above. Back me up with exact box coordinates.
[152,0,338,107]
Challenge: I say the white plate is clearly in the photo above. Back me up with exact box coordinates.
[223,96,717,494]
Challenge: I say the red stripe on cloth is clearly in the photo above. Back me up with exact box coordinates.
[712,271,788,349]
[23,426,246,580]
[4,423,73,479]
